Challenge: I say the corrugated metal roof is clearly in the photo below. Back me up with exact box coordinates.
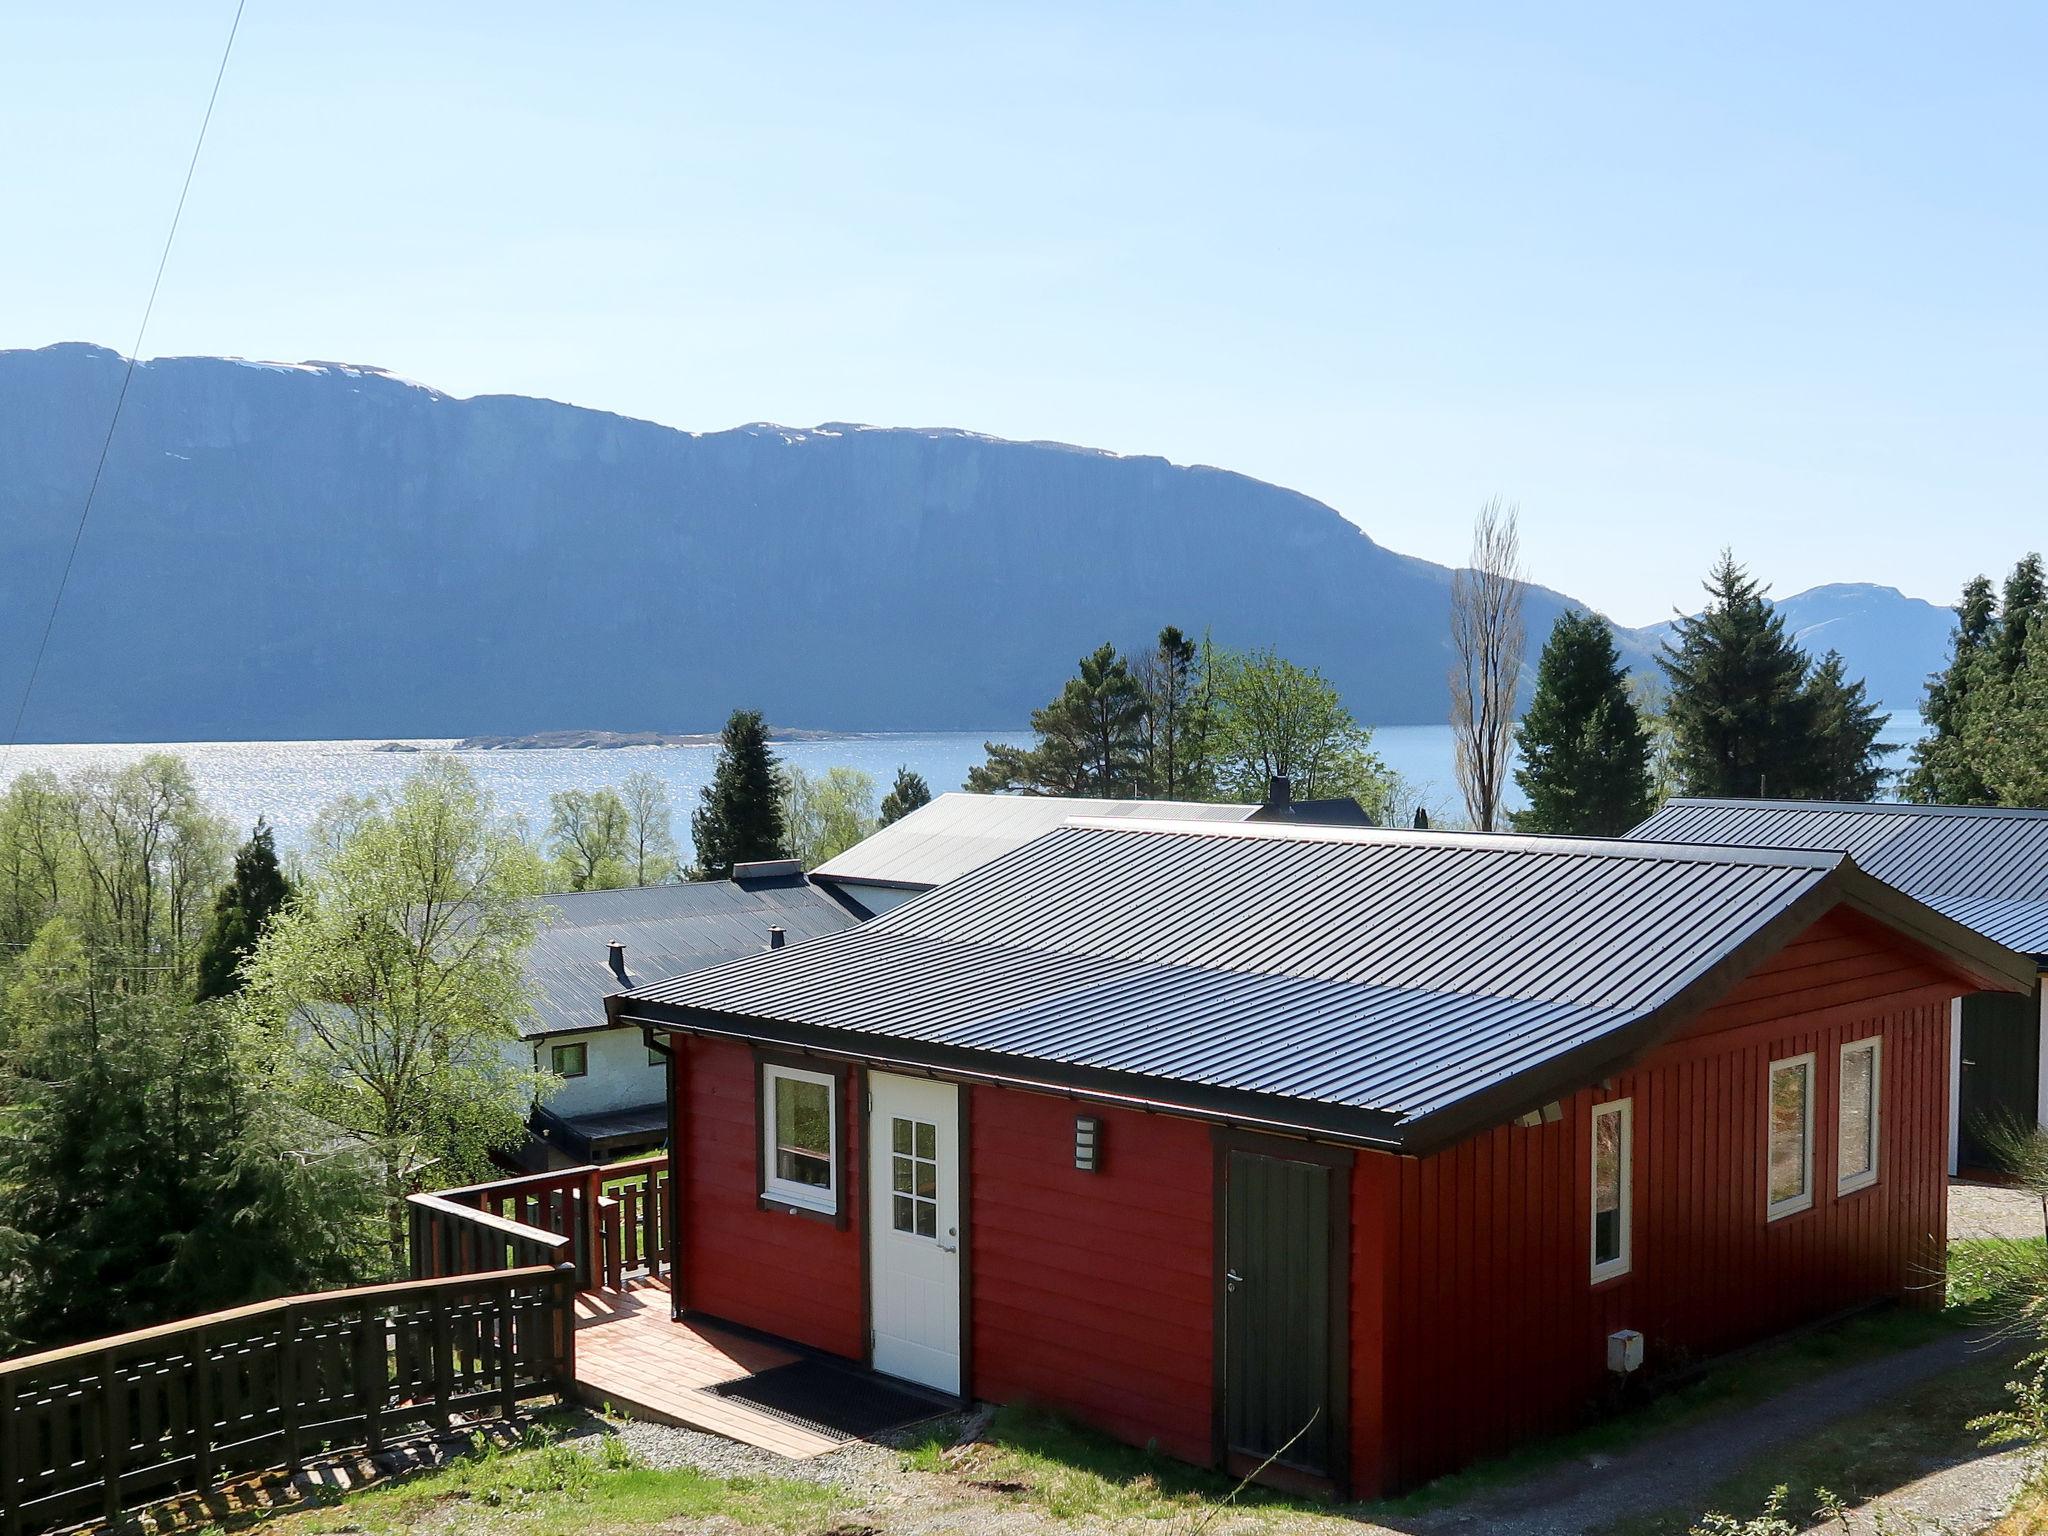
[522,876,861,1038]
[624,818,2017,1147]
[1630,799,2048,961]
[811,792,1258,890]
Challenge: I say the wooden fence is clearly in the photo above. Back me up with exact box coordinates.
[413,1157,668,1292]
[0,1265,575,1536]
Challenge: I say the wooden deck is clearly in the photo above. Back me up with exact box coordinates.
[571,1280,847,1458]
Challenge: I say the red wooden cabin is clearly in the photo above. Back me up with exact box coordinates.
[612,819,2031,1495]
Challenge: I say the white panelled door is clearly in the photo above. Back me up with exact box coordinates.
[867,1072,962,1394]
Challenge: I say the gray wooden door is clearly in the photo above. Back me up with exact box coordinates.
[1221,1149,1335,1477]
[1959,986,2042,1170]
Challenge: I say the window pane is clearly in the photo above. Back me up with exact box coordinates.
[1593,1109,1623,1265]
[915,1158,937,1199]
[892,1155,912,1194]
[915,1201,937,1238]
[893,1194,914,1232]
[1769,1063,1809,1205]
[892,1117,912,1156]
[1840,1046,1875,1181]
[776,1077,830,1157]
[915,1120,936,1160]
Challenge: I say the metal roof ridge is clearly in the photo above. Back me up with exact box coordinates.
[1663,796,2048,822]
[1059,816,1851,870]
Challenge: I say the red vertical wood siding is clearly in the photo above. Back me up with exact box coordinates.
[1364,908,1959,1493]
[966,1088,1215,1464]
[672,1036,865,1359]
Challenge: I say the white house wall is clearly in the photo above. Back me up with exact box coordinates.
[516,1027,668,1119]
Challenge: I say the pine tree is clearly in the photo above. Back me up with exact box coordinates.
[1658,551,1815,798]
[194,819,292,1003]
[1795,650,1897,801]
[879,766,932,826]
[1511,611,1654,835]
[966,644,1149,796]
[1905,574,1998,804]
[691,709,787,877]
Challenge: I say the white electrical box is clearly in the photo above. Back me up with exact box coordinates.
[1607,1329,1644,1374]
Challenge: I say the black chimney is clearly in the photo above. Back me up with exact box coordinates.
[768,926,786,950]
[1266,773,1293,810]
[1413,806,1430,831]
[607,941,630,986]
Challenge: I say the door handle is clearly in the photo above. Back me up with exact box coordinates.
[1225,1269,1243,1290]
[937,1241,958,1254]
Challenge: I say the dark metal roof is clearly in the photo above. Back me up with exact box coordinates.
[521,875,862,1039]
[619,819,2031,1150]
[1630,799,2048,963]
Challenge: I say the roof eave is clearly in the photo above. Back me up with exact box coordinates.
[620,995,1410,1151]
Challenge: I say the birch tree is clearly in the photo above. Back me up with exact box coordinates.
[238,758,546,1274]
[1449,499,1527,831]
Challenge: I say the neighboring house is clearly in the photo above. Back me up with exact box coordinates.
[1630,798,2048,1173]
[810,780,1369,915]
[613,817,2031,1495]
[516,864,861,1168]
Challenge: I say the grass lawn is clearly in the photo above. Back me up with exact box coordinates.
[228,1423,846,1536]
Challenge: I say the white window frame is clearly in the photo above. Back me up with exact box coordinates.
[1590,1097,1633,1283]
[1767,1052,1816,1220]
[761,1063,838,1215]
[1837,1036,1883,1195]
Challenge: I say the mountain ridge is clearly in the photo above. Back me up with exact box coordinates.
[0,343,1941,742]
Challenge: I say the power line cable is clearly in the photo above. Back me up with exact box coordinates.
[2,0,249,759]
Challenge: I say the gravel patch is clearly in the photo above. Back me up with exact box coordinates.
[1953,1181,2047,1243]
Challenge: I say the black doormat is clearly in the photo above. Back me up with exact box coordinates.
[706,1360,949,1441]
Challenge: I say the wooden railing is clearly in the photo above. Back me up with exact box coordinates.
[0,1265,575,1536]
[411,1156,668,1293]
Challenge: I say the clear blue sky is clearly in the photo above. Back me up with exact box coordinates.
[4,3,2041,627]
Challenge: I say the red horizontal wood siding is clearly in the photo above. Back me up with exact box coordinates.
[1364,907,1958,1493]
[672,1036,865,1360]
[966,1088,1215,1464]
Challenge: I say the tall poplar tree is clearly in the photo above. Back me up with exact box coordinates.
[1511,611,1654,835]
[691,709,787,877]
[1658,552,1815,798]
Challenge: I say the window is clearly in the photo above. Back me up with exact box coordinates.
[648,1046,666,1068]
[889,1115,940,1238]
[1838,1037,1882,1194]
[1767,1053,1815,1218]
[1590,1098,1632,1282]
[550,1042,588,1078]
[761,1063,837,1214]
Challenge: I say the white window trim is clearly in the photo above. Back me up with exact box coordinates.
[1837,1036,1883,1196]
[1590,1097,1633,1284]
[761,1063,838,1215]
[1767,1052,1816,1220]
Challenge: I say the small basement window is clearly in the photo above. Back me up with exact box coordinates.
[1590,1098,1632,1282]
[551,1042,588,1079]
[1838,1037,1882,1194]
[1767,1053,1815,1219]
[762,1063,838,1215]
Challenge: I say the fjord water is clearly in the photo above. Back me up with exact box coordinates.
[0,726,1476,854]
[0,715,1924,857]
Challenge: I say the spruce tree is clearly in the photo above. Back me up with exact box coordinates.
[690,709,787,877]
[1905,574,1998,804]
[1511,611,1654,835]
[1795,650,1897,801]
[879,766,932,826]
[194,818,292,1002]
[1658,551,1815,798]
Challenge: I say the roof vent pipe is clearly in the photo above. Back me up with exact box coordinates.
[768,926,786,950]
[1266,773,1293,809]
[607,941,631,987]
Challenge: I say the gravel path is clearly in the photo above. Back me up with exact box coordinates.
[1952,1181,2047,1243]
